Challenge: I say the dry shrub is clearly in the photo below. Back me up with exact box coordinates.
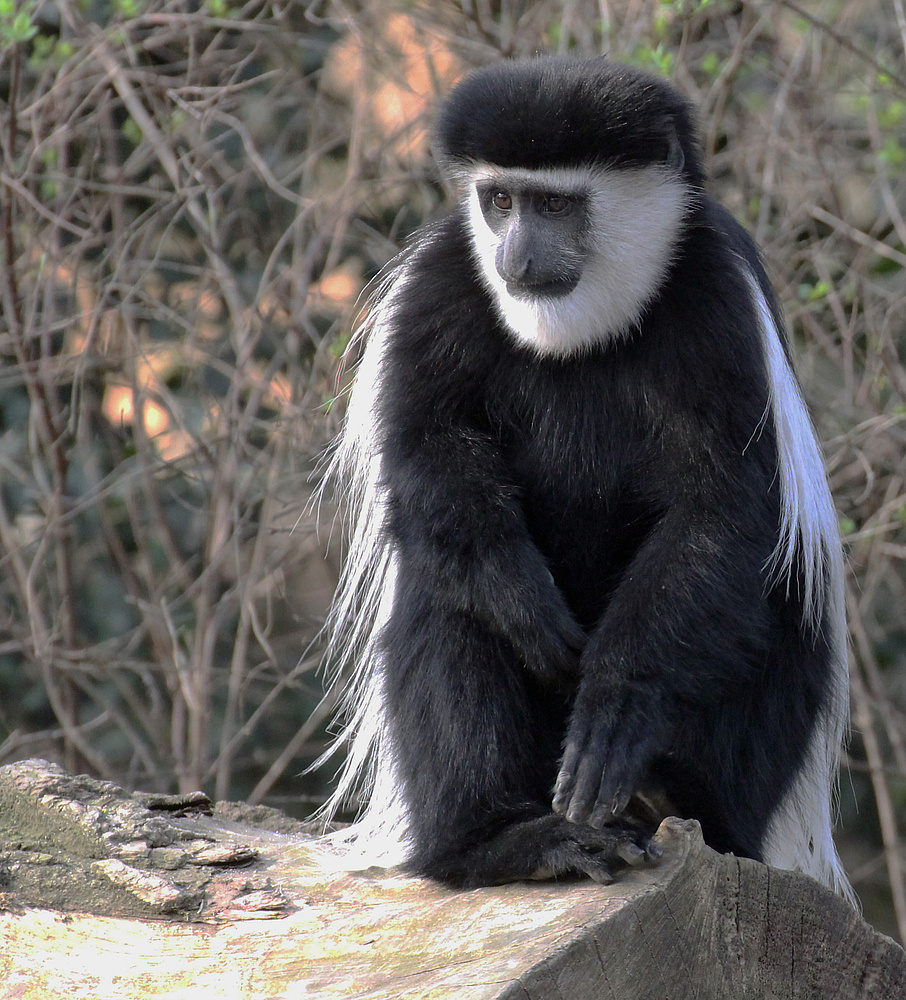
[1,0,905,938]
[0,0,352,808]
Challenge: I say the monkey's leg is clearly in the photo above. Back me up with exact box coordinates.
[381,595,659,889]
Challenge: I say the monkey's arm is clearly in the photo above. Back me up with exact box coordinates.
[553,483,777,827]
[366,219,585,683]
[382,414,585,683]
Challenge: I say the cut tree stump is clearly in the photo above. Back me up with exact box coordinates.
[0,758,903,999]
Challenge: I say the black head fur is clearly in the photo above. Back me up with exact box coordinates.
[434,56,705,187]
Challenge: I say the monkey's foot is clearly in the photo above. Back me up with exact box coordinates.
[407,813,660,890]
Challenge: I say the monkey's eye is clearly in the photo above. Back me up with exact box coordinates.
[541,195,570,215]
[492,191,512,211]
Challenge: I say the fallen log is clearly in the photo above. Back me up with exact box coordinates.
[0,758,902,999]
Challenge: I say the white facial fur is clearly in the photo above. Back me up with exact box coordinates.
[464,163,691,358]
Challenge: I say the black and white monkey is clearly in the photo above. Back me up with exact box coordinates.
[322,56,853,900]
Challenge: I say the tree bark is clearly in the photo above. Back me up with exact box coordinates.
[0,758,902,999]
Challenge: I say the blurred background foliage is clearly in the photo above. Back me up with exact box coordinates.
[1,0,905,941]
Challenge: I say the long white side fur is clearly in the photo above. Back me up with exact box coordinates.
[744,270,854,904]
[317,222,854,902]
[316,264,411,865]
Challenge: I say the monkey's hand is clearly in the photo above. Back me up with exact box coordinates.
[552,680,670,827]
[490,564,586,683]
[410,813,660,889]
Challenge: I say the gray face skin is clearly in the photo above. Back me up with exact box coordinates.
[475,182,589,300]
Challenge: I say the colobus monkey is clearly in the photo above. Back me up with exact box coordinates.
[322,56,853,900]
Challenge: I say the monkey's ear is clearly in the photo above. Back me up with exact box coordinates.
[666,127,685,173]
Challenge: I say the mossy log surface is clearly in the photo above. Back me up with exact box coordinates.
[0,758,903,999]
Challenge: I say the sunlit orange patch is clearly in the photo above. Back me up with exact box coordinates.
[308,262,364,315]
[156,428,195,463]
[371,14,459,159]
[262,370,292,410]
[143,399,169,437]
[326,13,459,163]
[102,384,192,460]
[103,384,135,425]
[319,268,360,305]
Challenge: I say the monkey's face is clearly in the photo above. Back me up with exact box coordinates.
[477,182,587,300]
[464,164,692,358]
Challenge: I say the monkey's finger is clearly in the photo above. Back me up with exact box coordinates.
[589,789,631,829]
[587,716,664,828]
[562,731,614,824]
[645,841,664,862]
[553,735,612,819]
[555,696,626,820]
[561,844,616,884]
[582,858,617,885]
[616,842,646,866]
[552,739,584,813]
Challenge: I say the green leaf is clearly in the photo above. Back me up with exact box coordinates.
[122,116,143,146]
[879,137,905,167]
[1,3,37,42]
[701,52,721,77]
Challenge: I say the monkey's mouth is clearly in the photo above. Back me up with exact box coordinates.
[505,278,578,300]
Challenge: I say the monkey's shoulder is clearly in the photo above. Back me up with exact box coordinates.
[378,213,508,380]
[386,211,493,338]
